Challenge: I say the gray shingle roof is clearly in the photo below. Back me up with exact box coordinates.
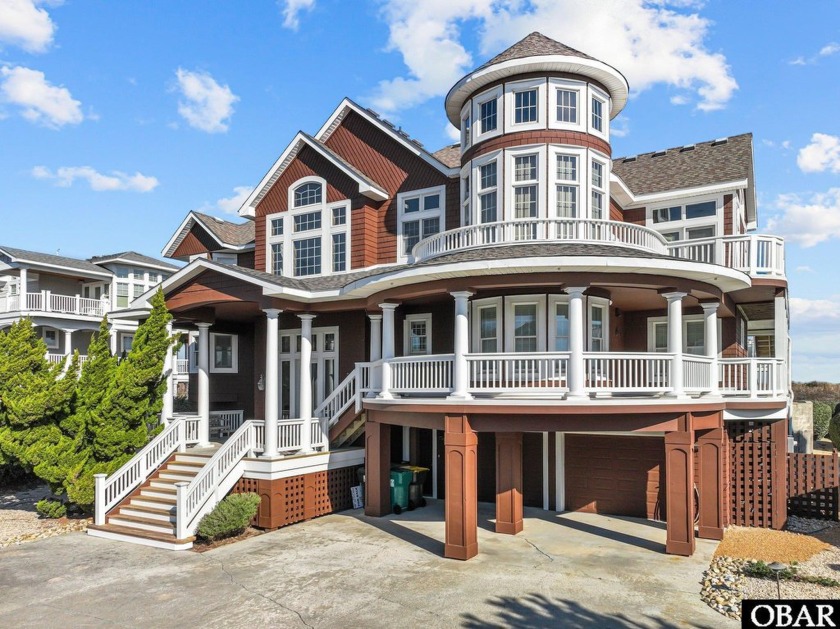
[431,144,461,169]
[88,251,181,270]
[0,245,111,275]
[612,133,753,196]
[476,32,598,73]
[193,213,255,247]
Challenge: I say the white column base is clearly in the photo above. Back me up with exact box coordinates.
[446,392,474,401]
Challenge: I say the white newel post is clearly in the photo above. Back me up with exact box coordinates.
[175,482,189,540]
[263,308,282,457]
[93,473,106,525]
[196,322,212,446]
[368,313,382,395]
[161,322,174,422]
[449,291,473,399]
[566,287,587,399]
[663,291,687,398]
[378,303,398,399]
[298,314,316,452]
[702,301,720,395]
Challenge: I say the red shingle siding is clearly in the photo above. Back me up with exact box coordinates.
[172,227,219,258]
[624,207,646,226]
[463,129,611,163]
[723,194,733,236]
[609,197,623,222]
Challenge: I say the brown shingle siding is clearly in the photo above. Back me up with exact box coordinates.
[464,129,611,162]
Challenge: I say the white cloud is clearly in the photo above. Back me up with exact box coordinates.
[790,297,840,324]
[0,65,82,128]
[820,42,840,57]
[795,265,814,273]
[789,41,840,66]
[611,116,630,137]
[797,133,840,174]
[670,95,689,105]
[766,188,840,247]
[781,140,791,150]
[0,0,56,53]
[279,0,315,30]
[31,165,159,192]
[215,186,254,214]
[368,0,737,115]
[444,122,460,142]
[174,68,238,133]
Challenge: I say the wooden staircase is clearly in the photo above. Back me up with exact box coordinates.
[88,446,218,550]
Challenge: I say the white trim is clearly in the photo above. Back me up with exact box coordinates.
[555,432,565,512]
[646,193,724,243]
[647,314,722,356]
[588,84,610,142]
[542,432,549,510]
[471,85,503,145]
[504,78,546,134]
[504,144,546,221]
[587,297,610,352]
[460,101,472,151]
[547,145,585,219]
[547,295,571,352]
[397,185,445,263]
[471,296,503,353]
[624,180,749,208]
[504,295,547,352]
[210,332,238,373]
[403,313,433,356]
[548,77,586,132]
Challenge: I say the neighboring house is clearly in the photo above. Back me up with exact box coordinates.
[90,33,791,557]
[0,247,180,365]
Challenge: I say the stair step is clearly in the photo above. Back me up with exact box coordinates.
[132,495,176,508]
[149,479,181,490]
[108,514,176,535]
[157,471,198,482]
[87,524,193,550]
[118,505,176,523]
[174,453,213,464]
[141,485,177,499]
[166,462,206,472]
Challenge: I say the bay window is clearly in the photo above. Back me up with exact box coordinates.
[397,186,444,260]
[555,153,579,218]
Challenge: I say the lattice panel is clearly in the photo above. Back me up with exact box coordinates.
[310,471,330,517]
[788,451,840,521]
[326,466,357,513]
[281,475,306,526]
[728,421,775,528]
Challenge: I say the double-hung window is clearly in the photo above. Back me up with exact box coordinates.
[589,303,607,351]
[480,99,497,134]
[591,97,603,132]
[549,78,584,131]
[210,333,238,373]
[461,103,471,149]
[471,297,502,354]
[461,166,471,225]
[555,153,579,218]
[404,314,432,356]
[479,161,498,223]
[472,86,502,143]
[589,86,609,139]
[506,79,545,131]
[514,90,538,124]
[398,186,444,260]
[591,159,606,220]
[556,89,578,123]
[513,154,538,218]
[649,316,717,355]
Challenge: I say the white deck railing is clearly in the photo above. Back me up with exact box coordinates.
[94,416,201,525]
[360,353,786,400]
[0,291,108,316]
[411,218,670,262]
[314,368,359,427]
[175,359,189,374]
[667,234,785,278]
[583,352,673,393]
[467,353,569,393]
[209,410,244,438]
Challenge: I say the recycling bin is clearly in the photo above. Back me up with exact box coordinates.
[389,469,413,514]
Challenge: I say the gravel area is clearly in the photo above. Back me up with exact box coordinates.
[787,515,840,534]
[0,483,89,548]
[714,526,829,563]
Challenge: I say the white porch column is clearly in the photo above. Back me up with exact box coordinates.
[566,287,587,399]
[701,301,720,395]
[63,329,73,357]
[377,303,398,399]
[449,291,474,400]
[161,322,174,422]
[774,291,787,360]
[196,322,212,446]
[298,314,316,453]
[368,313,382,395]
[663,291,687,398]
[109,326,118,356]
[263,309,282,458]
[19,268,27,302]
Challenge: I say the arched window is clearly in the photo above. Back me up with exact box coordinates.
[293,182,322,208]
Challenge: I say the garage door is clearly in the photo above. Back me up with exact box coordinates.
[565,434,665,520]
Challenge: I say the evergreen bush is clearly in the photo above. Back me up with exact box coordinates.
[829,411,840,451]
[196,493,261,541]
[36,498,67,519]
[814,402,834,440]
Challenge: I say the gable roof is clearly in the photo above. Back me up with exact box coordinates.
[88,251,180,271]
[476,32,597,71]
[161,212,255,258]
[237,129,390,218]
[431,144,461,169]
[0,245,113,278]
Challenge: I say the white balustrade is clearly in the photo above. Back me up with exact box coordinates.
[389,354,454,393]
[46,354,65,364]
[667,234,785,278]
[25,293,42,310]
[175,358,189,374]
[682,355,713,392]
[277,419,302,452]
[719,358,786,397]
[209,410,244,438]
[4,292,107,316]
[467,353,569,393]
[311,418,326,449]
[314,368,358,427]
[583,352,672,393]
[411,218,670,262]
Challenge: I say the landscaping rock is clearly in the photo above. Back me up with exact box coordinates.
[700,556,746,620]
[786,515,840,534]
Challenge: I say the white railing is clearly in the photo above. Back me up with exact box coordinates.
[209,410,244,438]
[583,352,672,393]
[175,359,189,374]
[467,353,569,393]
[719,358,786,397]
[276,418,302,451]
[390,354,454,393]
[176,420,257,540]
[667,234,785,278]
[94,416,201,525]
[412,218,670,262]
[46,353,65,364]
[311,418,326,448]
[314,368,358,427]
[358,360,382,395]
[683,355,713,392]
[1,291,108,316]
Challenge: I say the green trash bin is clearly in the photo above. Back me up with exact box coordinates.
[389,469,413,514]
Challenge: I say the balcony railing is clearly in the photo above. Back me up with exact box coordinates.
[361,353,787,399]
[0,291,108,317]
[409,219,785,279]
[667,234,785,278]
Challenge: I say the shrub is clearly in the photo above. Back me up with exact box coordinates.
[196,493,260,541]
[813,402,834,440]
[828,411,840,450]
[36,498,67,519]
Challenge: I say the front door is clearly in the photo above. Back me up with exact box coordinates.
[279,326,338,418]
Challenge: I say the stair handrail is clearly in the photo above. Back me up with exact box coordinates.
[94,417,188,525]
[176,420,257,539]
[313,367,358,427]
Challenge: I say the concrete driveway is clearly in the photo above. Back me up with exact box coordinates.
[0,501,734,628]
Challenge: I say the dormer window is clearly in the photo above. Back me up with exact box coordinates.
[294,182,322,208]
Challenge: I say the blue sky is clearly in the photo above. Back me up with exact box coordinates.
[1,0,839,381]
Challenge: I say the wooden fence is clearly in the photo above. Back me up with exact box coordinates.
[787,451,840,521]
[727,421,778,528]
